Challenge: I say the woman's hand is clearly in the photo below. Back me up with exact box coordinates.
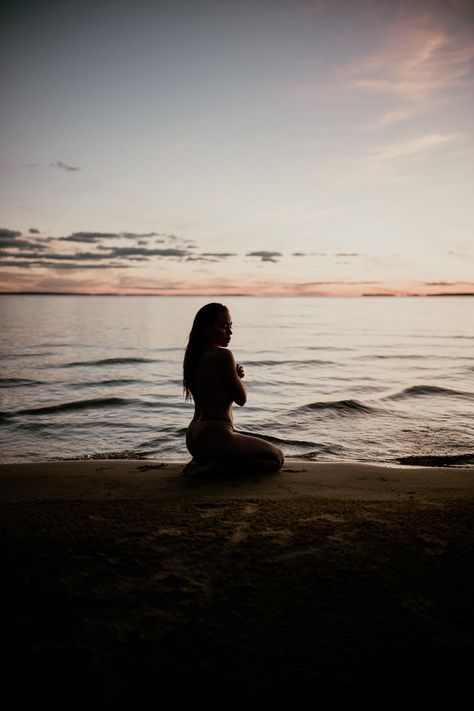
[236,363,245,379]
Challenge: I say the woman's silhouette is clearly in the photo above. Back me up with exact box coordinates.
[183,303,284,475]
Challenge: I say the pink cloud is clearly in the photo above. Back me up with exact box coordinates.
[367,131,464,161]
[342,13,474,124]
[2,266,473,297]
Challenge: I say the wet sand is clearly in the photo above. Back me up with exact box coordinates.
[1,460,473,708]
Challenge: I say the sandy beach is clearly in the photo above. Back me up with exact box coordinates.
[1,459,473,708]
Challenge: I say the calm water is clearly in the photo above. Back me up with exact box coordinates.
[1,295,473,466]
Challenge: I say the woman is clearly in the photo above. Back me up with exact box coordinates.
[183,303,284,475]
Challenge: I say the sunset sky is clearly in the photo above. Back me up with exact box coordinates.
[1,0,473,295]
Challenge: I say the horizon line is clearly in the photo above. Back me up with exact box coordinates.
[1,291,473,298]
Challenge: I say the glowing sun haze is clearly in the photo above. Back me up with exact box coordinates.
[1,0,473,296]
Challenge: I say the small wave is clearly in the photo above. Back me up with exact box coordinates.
[244,359,336,367]
[286,451,321,460]
[237,430,317,448]
[59,449,154,461]
[301,399,376,415]
[2,396,139,418]
[359,354,472,361]
[285,443,346,459]
[397,453,474,467]
[386,385,474,401]
[69,378,144,387]
[154,347,184,352]
[358,354,426,360]
[274,436,317,448]
[142,400,185,409]
[60,357,160,368]
[307,346,354,351]
[0,351,55,360]
[0,377,45,387]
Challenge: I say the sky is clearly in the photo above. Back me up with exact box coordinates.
[1,0,473,296]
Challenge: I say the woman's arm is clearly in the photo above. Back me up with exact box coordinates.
[219,348,247,406]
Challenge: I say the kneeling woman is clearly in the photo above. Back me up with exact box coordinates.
[183,303,284,475]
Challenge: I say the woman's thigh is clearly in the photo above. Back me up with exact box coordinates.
[190,421,280,464]
[225,431,281,462]
[188,421,233,461]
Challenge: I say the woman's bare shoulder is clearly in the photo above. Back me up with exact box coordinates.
[203,347,235,367]
[204,346,235,359]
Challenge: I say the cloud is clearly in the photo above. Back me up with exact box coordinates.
[0,250,114,262]
[290,251,362,258]
[375,107,420,127]
[34,275,119,290]
[368,132,463,161]
[0,226,207,272]
[448,250,473,257]
[59,232,120,243]
[121,232,168,240]
[298,280,381,286]
[50,160,81,172]
[199,252,237,262]
[116,275,192,292]
[424,281,474,286]
[0,228,21,239]
[291,251,328,257]
[201,252,237,258]
[342,13,474,126]
[105,246,190,259]
[246,250,282,263]
[59,231,179,244]
[0,260,129,270]
[1,245,181,266]
[0,240,45,250]
[0,229,47,251]
[185,253,236,263]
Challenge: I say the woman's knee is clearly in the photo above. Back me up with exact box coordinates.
[269,445,284,470]
[277,447,285,469]
[278,447,285,467]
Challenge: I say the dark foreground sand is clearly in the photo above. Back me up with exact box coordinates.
[1,460,473,708]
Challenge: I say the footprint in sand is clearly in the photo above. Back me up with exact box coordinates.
[192,502,260,542]
[228,502,259,543]
[257,527,293,545]
[194,502,228,519]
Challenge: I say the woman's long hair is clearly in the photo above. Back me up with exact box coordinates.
[183,302,227,401]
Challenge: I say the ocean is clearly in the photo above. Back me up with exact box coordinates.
[1,295,473,466]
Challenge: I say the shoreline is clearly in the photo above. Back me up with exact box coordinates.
[1,459,474,502]
[2,459,473,706]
